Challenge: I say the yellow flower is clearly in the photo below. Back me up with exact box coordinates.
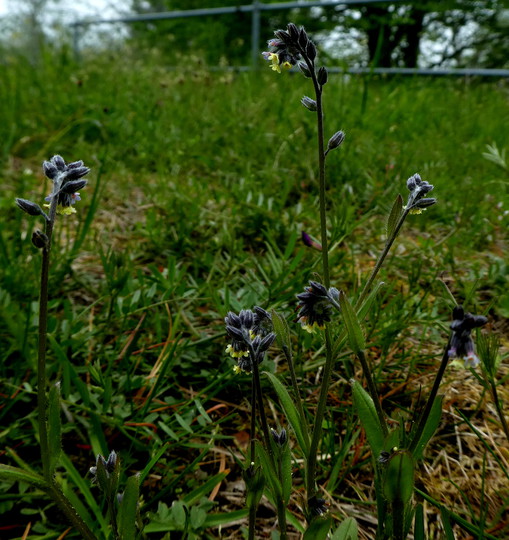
[225,344,249,358]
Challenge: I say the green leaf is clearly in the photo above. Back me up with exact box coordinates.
[383,450,414,504]
[264,371,310,456]
[189,506,207,530]
[332,517,358,540]
[411,395,443,460]
[47,383,62,475]
[202,509,249,527]
[351,380,384,457]
[182,471,228,506]
[270,309,291,351]
[118,474,140,540]
[280,442,292,505]
[357,281,385,320]
[0,464,46,489]
[255,440,282,498]
[386,194,403,238]
[170,500,187,529]
[339,291,365,354]
[303,515,333,540]
[414,504,424,540]
[139,443,169,484]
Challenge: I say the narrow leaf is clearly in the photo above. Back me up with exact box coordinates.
[386,194,403,238]
[271,309,291,351]
[255,440,282,498]
[280,443,292,505]
[303,516,332,540]
[339,291,365,354]
[332,516,358,540]
[264,371,310,455]
[182,471,228,505]
[0,464,46,489]
[414,504,424,540]
[47,383,62,474]
[351,380,384,457]
[383,450,414,504]
[140,443,170,484]
[118,474,140,540]
[411,395,443,460]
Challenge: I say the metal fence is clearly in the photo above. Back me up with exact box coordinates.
[70,0,509,77]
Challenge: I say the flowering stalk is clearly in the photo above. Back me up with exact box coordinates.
[16,156,93,539]
[263,24,346,511]
[408,306,487,455]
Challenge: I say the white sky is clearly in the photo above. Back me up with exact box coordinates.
[0,0,123,19]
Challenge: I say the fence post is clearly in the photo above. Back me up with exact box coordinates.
[72,24,82,62]
[251,1,261,69]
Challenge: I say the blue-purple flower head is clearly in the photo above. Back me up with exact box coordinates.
[43,155,90,215]
[262,23,311,73]
[448,305,488,368]
[296,281,339,333]
[404,173,436,215]
[225,307,275,373]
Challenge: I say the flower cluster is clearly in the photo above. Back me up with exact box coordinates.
[43,155,90,215]
[296,281,339,333]
[89,450,120,494]
[262,23,313,73]
[404,173,436,214]
[448,305,488,368]
[225,307,275,373]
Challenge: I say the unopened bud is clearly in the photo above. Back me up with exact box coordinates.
[317,66,328,86]
[298,61,312,78]
[301,96,317,111]
[16,198,43,217]
[32,230,48,249]
[327,131,345,151]
[305,41,316,62]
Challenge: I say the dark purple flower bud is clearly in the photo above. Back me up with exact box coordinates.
[51,155,66,171]
[43,160,59,180]
[65,166,90,181]
[32,230,48,249]
[414,197,436,209]
[298,28,309,48]
[301,231,322,250]
[61,179,88,194]
[287,23,299,41]
[225,311,242,328]
[317,66,328,85]
[16,198,44,217]
[67,160,84,169]
[226,326,244,341]
[274,29,291,45]
[271,428,288,447]
[327,130,345,151]
[301,96,317,111]
[305,41,317,62]
[298,61,312,78]
[259,332,276,352]
[239,309,255,329]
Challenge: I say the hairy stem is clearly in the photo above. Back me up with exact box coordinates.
[356,208,410,310]
[306,326,334,499]
[248,369,257,540]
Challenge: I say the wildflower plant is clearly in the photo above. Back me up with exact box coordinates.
[1,156,140,540]
[225,22,494,539]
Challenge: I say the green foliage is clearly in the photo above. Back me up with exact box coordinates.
[0,42,508,538]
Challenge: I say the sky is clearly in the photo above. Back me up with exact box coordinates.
[0,0,123,19]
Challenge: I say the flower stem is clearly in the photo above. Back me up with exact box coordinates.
[490,380,509,443]
[306,326,333,500]
[356,208,410,310]
[248,368,257,540]
[408,336,452,455]
[282,345,307,432]
[38,179,60,479]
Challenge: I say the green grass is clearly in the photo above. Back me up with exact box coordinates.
[0,46,508,538]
